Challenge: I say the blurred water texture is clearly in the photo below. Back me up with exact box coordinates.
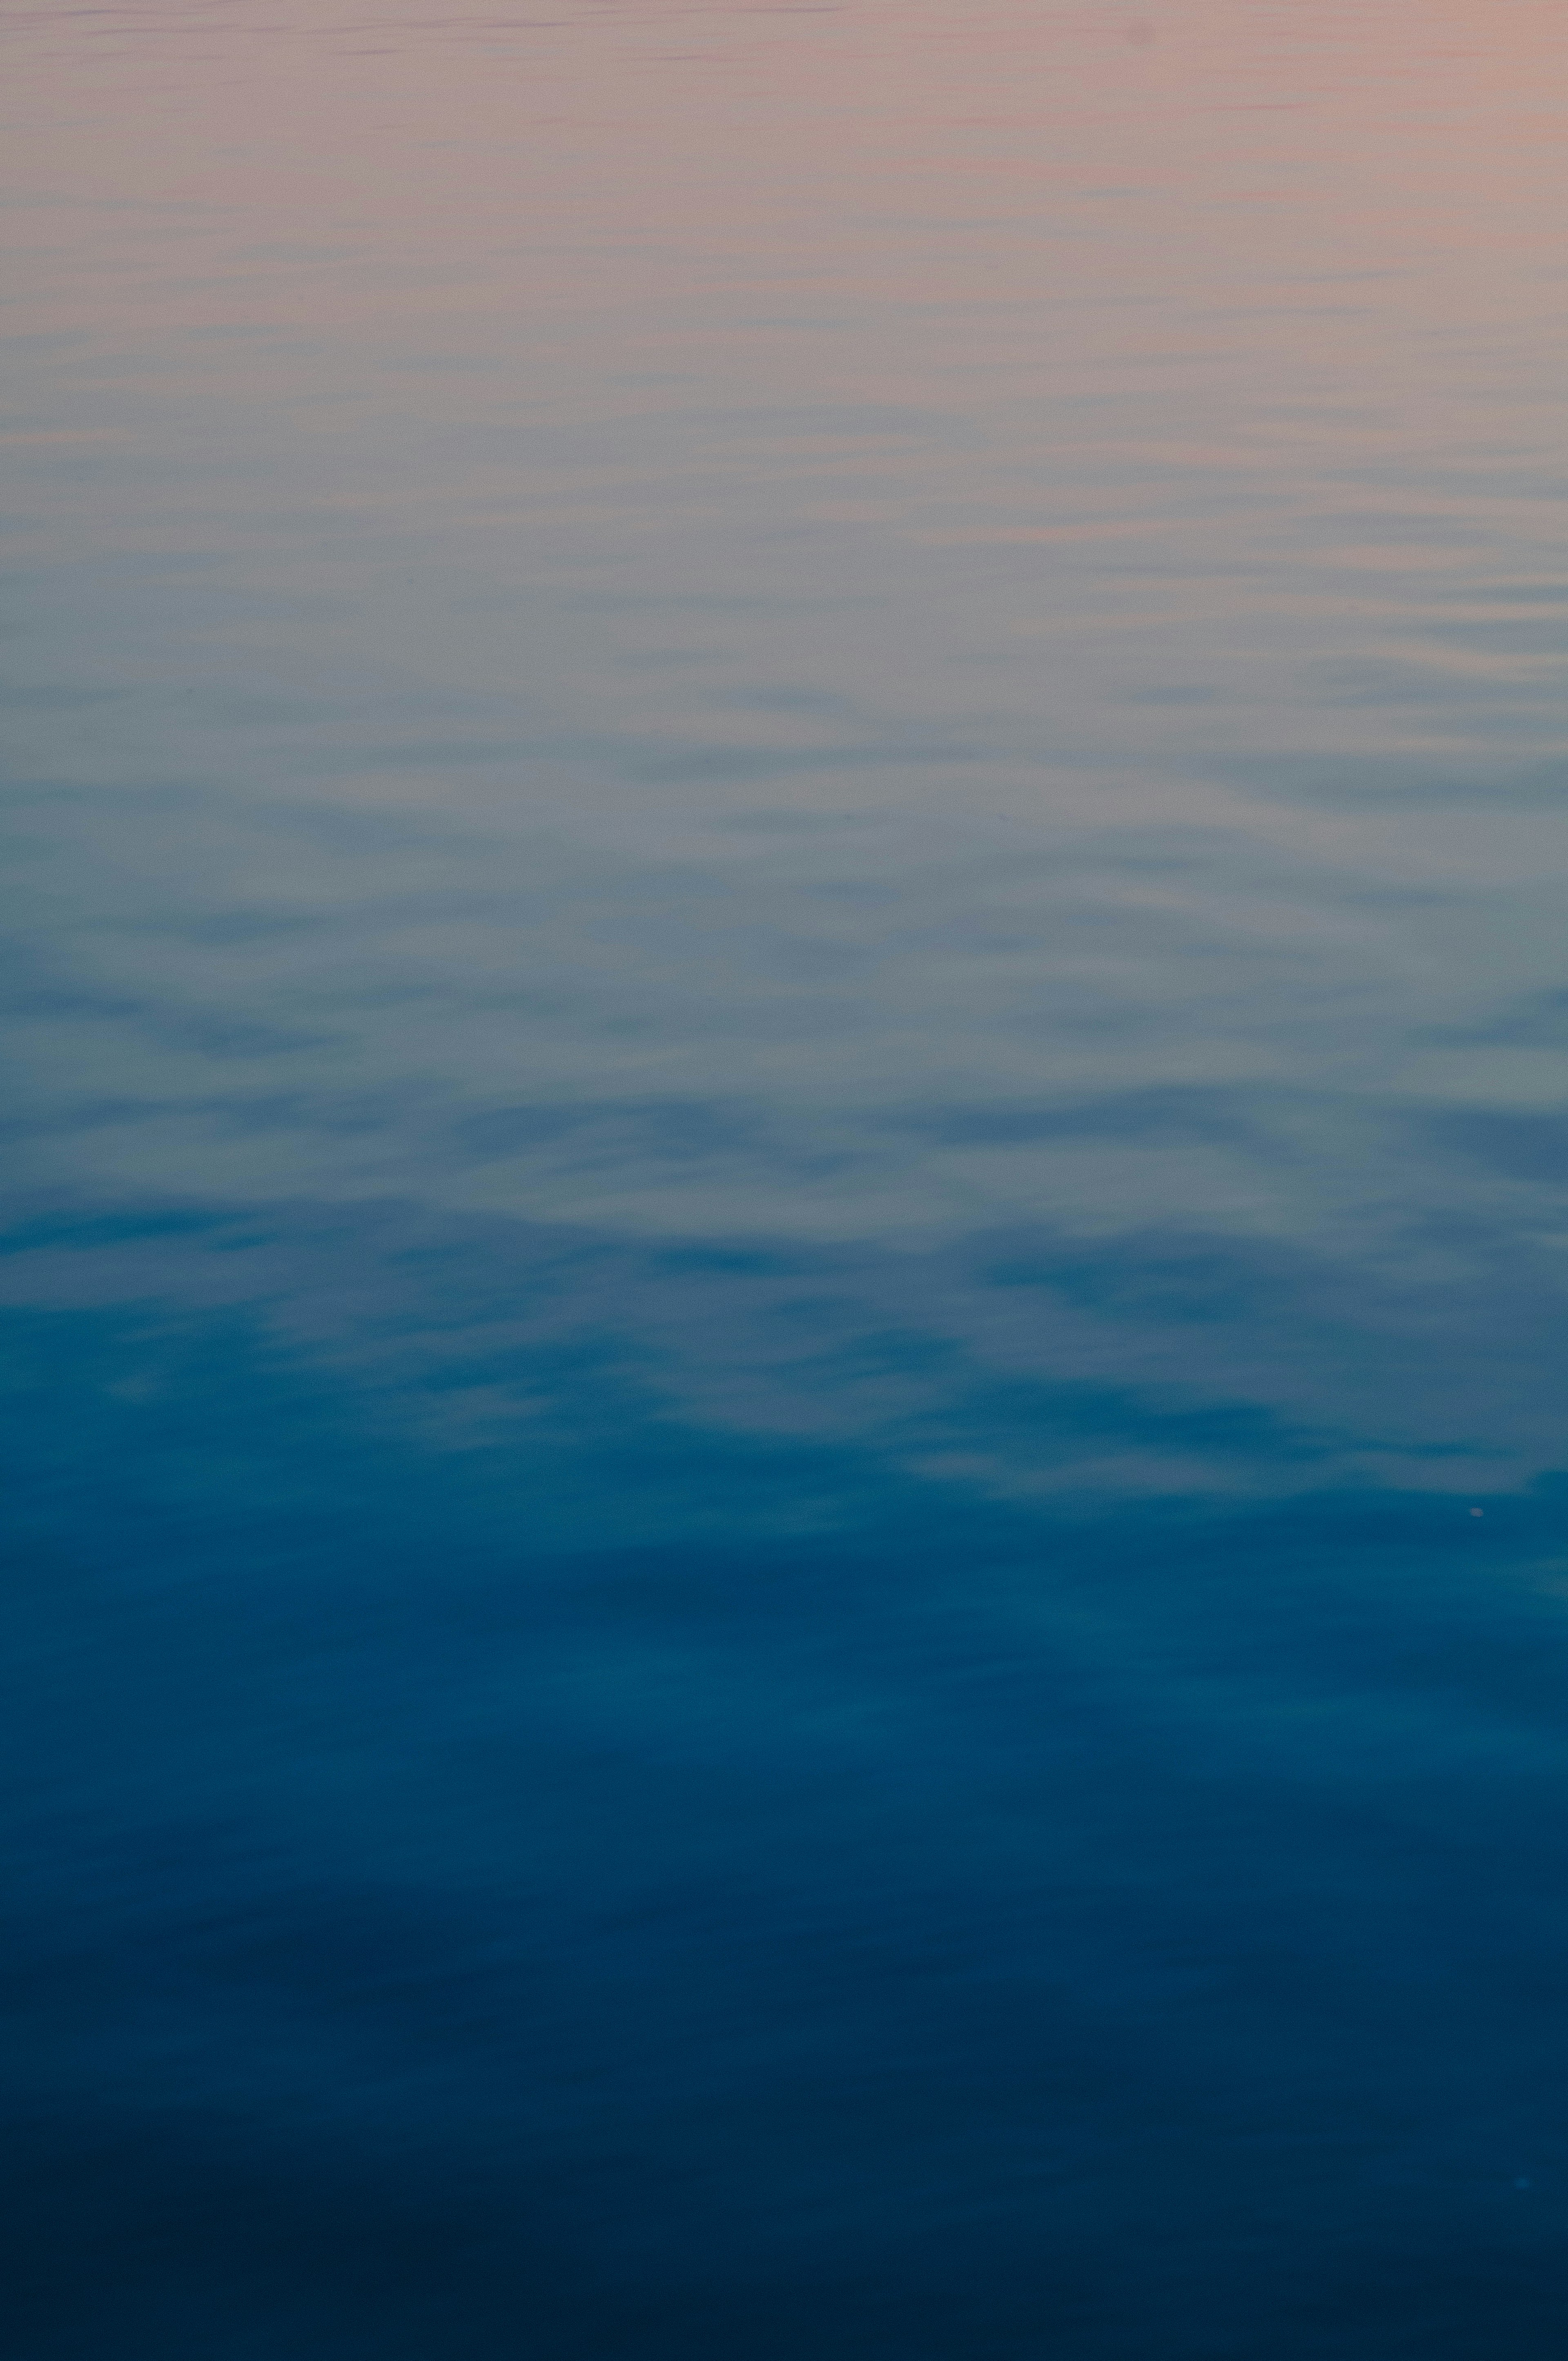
[4,2,1568,2352]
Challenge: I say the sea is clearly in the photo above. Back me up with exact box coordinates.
[4,2,1568,2352]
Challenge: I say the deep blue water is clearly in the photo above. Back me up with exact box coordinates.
[4,1,1568,2352]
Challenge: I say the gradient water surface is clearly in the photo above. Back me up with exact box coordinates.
[4,2,1568,2352]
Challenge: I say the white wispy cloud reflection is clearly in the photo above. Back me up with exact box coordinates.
[4,0,1568,2352]
[7,772,1566,1494]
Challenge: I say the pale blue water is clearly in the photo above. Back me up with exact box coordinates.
[4,1,1568,2352]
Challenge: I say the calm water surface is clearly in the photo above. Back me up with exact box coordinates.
[4,2,1568,2352]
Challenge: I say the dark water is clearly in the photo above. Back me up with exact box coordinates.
[4,2,1568,2352]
